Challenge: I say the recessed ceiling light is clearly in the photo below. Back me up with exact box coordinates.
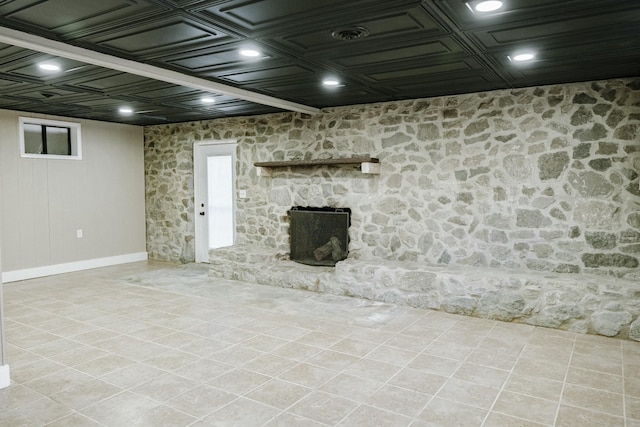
[474,1,503,12]
[239,49,261,58]
[38,63,61,72]
[201,97,216,104]
[322,79,341,87]
[119,107,133,115]
[511,52,535,62]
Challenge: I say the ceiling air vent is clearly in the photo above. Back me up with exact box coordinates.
[331,26,370,41]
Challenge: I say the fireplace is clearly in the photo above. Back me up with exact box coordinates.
[288,207,351,266]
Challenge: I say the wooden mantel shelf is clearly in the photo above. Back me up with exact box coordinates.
[254,156,380,176]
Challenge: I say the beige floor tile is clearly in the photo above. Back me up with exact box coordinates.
[503,374,564,401]
[11,358,66,384]
[320,373,384,401]
[208,368,271,394]
[423,339,474,361]
[131,373,199,402]
[383,334,435,353]
[408,353,461,377]
[512,357,568,382]
[167,384,236,418]
[45,412,104,427]
[453,362,510,388]
[344,358,402,383]
[265,411,328,426]
[73,354,137,377]
[151,331,203,349]
[570,352,623,376]
[271,341,323,361]
[242,334,290,352]
[209,344,263,365]
[555,404,624,427]
[50,379,123,410]
[436,378,500,409]
[79,391,159,426]
[417,397,487,426]
[211,327,258,343]
[265,325,314,341]
[24,368,93,396]
[203,397,281,426]
[338,404,411,426]
[48,346,110,367]
[173,357,234,383]
[627,395,640,420]
[348,328,397,344]
[242,353,299,376]
[297,331,344,348]
[521,344,573,366]
[365,345,418,366]
[566,366,623,394]
[28,338,87,358]
[142,349,200,371]
[483,411,548,427]
[367,384,431,417]
[466,348,519,371]
[128,404,198,426]
[71,329,121,346]
[178,337,232,357]
[625,376,640,398]
[307,350,359,371]
[278,363,339,388]
[246,378,311,409]
[290,390,358,424]
[0,384,45,412]
[388,367,447,395]
[330,337,379,357]
[560,383,623,416]
[0,397,73,426]
[476,336,526,356]
[100,362,165,389]
[492,391,558,425]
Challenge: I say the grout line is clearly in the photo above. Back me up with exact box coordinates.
[551,331,578,426]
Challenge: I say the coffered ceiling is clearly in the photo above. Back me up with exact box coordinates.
[0,0,638,126]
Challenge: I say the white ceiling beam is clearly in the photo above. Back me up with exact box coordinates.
[0,26,321,115]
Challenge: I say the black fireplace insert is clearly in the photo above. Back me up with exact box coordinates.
[288,206,351,266]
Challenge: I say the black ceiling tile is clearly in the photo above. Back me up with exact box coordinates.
[266,3,445,54]
[327,37,465,70]
[217,64,317,84]
[160,42,291,73]
[85,15,238,58]
[470,9,640,51]
[0,0,168,38]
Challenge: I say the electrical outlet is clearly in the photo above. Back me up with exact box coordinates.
[239,189,247,198]
[76,229,83,238]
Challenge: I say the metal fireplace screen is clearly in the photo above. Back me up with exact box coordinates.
[288,207,351,266]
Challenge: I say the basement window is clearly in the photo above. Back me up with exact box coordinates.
[19,117,82,160]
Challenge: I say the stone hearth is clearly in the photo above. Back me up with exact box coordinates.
[210,245,640,341]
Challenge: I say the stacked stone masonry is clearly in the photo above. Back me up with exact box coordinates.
[145,78,640,338]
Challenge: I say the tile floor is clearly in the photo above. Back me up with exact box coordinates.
[0,261,639,426]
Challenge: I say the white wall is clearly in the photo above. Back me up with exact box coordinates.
[0,109,147,280]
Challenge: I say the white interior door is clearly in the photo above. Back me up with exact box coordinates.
[194,141,237,263]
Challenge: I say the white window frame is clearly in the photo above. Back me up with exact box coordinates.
[19,117,82,160]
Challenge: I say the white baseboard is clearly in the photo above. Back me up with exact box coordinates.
[0,365,10,389]
[1,252,148,283]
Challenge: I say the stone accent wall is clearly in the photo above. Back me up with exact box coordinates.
[144,78,640,278]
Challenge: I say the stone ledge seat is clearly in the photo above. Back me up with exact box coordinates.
[209,244,640,340]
